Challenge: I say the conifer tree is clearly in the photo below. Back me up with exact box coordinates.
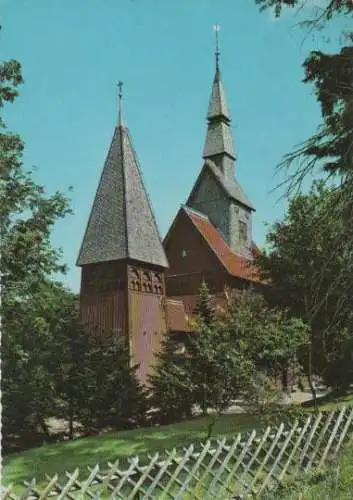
[196,279,214,327]
[148,333,193,424]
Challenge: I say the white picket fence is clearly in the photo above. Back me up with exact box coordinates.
[2,406,353,499]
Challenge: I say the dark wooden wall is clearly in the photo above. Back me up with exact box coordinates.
[164,210,228,297]
[127,262,167,384]
[79,259,167,385]
[80,261,128,337]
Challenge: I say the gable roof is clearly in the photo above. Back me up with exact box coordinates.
[182,206,261,283]
[187,160,254,211]
[77,125,168,268]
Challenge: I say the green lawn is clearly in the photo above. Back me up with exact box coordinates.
[4,389,353,496]
[3,413,261,491]
[264,441,353,499]
[302,389,353,412]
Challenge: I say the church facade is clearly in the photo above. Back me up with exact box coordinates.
[77,42,263,384]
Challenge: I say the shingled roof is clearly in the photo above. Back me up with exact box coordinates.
[203,61,235,162]
[183,206,261,283]
[77,124,168,268]
[207,66,231,121]
[187,159,254,212]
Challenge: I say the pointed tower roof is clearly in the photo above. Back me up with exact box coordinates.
[77,87,168,268]
[203,26,235,162]
[207,66,230,121]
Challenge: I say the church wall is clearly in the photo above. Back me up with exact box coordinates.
[127,262,166,385]
[164,210,227,297]
[188,169,230,245]
[128,292,166,385]
[80,291,127,338]
[229,202,253,257]
[79,261,128,337]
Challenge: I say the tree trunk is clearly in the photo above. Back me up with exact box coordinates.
[36,413,50,440]
[308,348,317,410]
[281,366,291,405]
[206,412,219,439]
[281,367,291,397]
[69,398,74,440]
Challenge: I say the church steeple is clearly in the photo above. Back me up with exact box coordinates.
[77,86,168,269]
[203,25,236,181]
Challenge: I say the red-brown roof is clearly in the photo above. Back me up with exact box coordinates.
[184,207,262,283]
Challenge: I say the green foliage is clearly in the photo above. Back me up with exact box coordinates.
[150,283,308,432]
[195,279,214,327]
[1,53,147,451]
[224,290,309,384]
[0,53,73,449]
[255,0,353,22]
[148,333,194,424]
[78,334,148,432]
[188,317,256,437]
[256,183,353,392]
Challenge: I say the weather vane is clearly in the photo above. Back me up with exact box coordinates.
[117,81,123,125]
[213,24,220,68]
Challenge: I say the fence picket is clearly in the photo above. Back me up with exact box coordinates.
[257,420,299,496]
[278,416,311,482]
[299,411,323,469]
[2,408,352,500]
[306,410,336,470]
[142,448,178,498]
[236,426,272,495]
[333,407,353,456]
[172,442,211,500]
[219,429,257,498]
[204,434,242,500]
[319,407,346,467]
[38,475,59,500]
[250,422,285,494]
[110,456,140,499]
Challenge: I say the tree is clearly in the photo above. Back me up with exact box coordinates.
[196,279,214,327]
[148,333,194,424]
[47,286,91,439]
[256,182,353,403]
[76,334,148,433]
[255,1,353,199]
[255,0,353,23]
[1,53,72,448]
[254,0,353,404]
[188,318,256,438]
[223,290,309,400]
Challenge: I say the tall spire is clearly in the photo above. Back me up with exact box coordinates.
[203,25,236,180]
[77,89,168,268]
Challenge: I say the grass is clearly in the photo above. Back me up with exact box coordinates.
[3,412,260,491]
[263,441,353,499]
[311,390,353,412]
[3,388,353,496]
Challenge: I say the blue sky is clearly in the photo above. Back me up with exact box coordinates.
[2,0,345,293]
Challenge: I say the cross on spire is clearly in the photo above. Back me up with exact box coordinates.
[213,24,220,72]
[118,81,123,126]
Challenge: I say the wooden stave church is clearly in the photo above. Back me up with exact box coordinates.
[77,42,264,384]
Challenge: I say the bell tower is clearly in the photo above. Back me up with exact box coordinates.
[77,83,169,384]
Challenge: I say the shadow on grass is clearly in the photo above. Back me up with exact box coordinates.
[301,389,353,410]
[3,413,261,491]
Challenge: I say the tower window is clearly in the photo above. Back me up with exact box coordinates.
[239,221,247,247]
